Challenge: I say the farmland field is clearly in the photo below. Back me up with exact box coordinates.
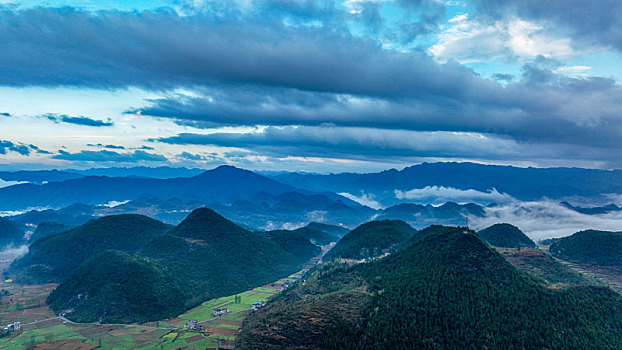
[0,271,306,349]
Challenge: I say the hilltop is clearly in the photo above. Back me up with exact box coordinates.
[550,230,622,267]
[46,208,318,323]
[477,223,536,248]
[0,217,25,249]
[11,214,171,283]
[238,228,622,349]
[323,220,415,260]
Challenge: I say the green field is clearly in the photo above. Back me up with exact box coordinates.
[0,270,305,349]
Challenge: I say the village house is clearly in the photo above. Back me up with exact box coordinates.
[212,308,230,317]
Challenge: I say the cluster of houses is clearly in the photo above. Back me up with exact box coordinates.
[186,320,203,330]
[212,308,230,317]
[0,322,20,337]
[252,301,265,310]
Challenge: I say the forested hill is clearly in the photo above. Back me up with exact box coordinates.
[11,214,171,283]
[45,208,318,323]
[323,219,415,260]
[0,217,25,249]
[237,228,622,349]
[477,223,536,248]
[550,230,622,267]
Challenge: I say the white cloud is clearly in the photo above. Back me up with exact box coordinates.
[468,200,622,242]
[0,178,28,189]
[448,13,468,23]
[339,192,383,209]
[430,17,575,63]
[394,186,514,205]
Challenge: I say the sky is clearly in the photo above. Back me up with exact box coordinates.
[0,0,621,173]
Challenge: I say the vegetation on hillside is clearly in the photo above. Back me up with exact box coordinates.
[11,214,172,283]
[0,217,25,248]
[550,230,622,267]
[44,208,318,323]
[238,228,622,349]
[47,251,185,323]
[477,223,536,248]
[323,220,415,260]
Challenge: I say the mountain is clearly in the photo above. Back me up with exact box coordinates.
[237,228,622,349]
[47,251,185,323]
[10,203,96,227]
[29,222,73,243]
[305,222,349,237]
[265,230,321,259]
[550,230,622,267]
[271,162,622,206]
[560,201,622,215]
[477,223,536,248]
[0,217,25,248]
[323,220,415,260]
[67,166,205,179]
[0,170,83,184]
[11,214,171,283]
[0,165,299,211]
[47,208,318,323]
[376,202,485,229]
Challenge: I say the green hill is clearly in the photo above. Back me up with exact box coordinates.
[238,228,622,349]
[477,223,536,248]
[48,208,317,323]
[323,220,416,260]
[550,230,622,267]
[265,230,321,259]
[11,214,171,283]
[305,222,349,237]
[29,222,73,243]
[0,217,25,248]
[47,251,185,323]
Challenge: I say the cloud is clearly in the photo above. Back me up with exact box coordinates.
[395,186,514,205]
[0,140,36,156]
[429,18,574,63]
[155,124,622,167]
[338,192,383,209]
[472,0,622,51]
[52,150,167,162]
[87,143,126,149]
[0,178,28,189]
[45,113,113,127]
[468,200,622,242]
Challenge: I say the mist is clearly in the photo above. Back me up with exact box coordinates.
[468,200,622,242]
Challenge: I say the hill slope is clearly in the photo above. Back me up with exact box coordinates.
[11,214,171,282]
[477,223,536,248]
[238,228,622,349]
[47,251,185,323]
[0,217,25,248]
[48,208,317,323]
[323,220,415,260]
[550,230,622,267]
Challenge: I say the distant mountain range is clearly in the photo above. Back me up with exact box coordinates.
[271,162,622,206]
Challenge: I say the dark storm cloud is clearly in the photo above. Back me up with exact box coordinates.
[45,113,113,127]
[0,5,480,98]
[53,150,167,162]
[472,0,622,51]
[1,2,621,167]
[137,64,622,149]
